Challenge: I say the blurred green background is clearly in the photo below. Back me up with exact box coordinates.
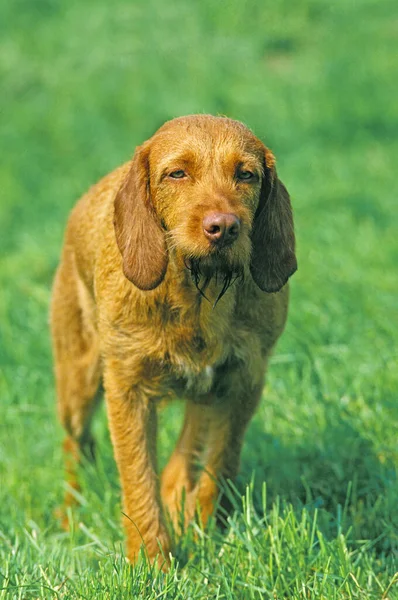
[1,0,398,597]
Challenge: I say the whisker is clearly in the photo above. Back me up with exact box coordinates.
[213,272,232,308]
[181,255,242,306]
[198,275,212,302]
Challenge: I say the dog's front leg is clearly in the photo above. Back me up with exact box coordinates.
[161,402,210,532]
[104,362,170,567]
[195,379,264,527]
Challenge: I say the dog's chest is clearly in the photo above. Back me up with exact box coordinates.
[165,332,225,396]
[162,311,232,398]
[175,362,215,396]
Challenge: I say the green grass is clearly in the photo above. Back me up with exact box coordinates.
[1,0,398,597]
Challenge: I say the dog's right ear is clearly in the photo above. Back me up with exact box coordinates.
[113,143,168,290]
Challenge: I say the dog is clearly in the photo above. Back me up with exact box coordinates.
[50,114,297,566]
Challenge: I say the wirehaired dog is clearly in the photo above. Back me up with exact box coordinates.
[51,114,297,565]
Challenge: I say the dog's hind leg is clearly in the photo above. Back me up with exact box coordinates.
[50,251,101,519]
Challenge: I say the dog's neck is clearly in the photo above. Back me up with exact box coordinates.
[149,251,241,372]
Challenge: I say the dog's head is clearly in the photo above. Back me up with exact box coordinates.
[114,115,297,293]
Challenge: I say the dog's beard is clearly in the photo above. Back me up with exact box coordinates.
[185,257,243,307]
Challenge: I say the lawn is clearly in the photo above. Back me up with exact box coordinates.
[1,0,397,597]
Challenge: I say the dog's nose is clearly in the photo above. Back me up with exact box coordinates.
[203,212,241,245]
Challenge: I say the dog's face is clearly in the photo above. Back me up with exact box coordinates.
[114,115,297,293]
[149,118,264,279]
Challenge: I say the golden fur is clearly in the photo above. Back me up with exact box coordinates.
[50,114,297,566]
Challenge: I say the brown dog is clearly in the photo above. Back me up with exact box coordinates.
[51,114,297,565]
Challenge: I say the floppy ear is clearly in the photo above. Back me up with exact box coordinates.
[113,143,168,290]
[250,149,297,292]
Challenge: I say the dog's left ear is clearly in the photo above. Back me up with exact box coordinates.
[250,147,297,292]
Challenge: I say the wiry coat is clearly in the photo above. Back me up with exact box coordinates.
[51,115,297,566]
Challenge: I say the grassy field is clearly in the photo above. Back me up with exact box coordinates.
[1,0,398,597]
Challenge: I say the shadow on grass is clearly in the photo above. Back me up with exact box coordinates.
[238,416,398,554]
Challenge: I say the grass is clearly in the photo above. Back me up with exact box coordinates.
[1,0,398,597]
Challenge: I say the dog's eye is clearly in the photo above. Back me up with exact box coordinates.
[237,170,255,181]
[169,170,186,179]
